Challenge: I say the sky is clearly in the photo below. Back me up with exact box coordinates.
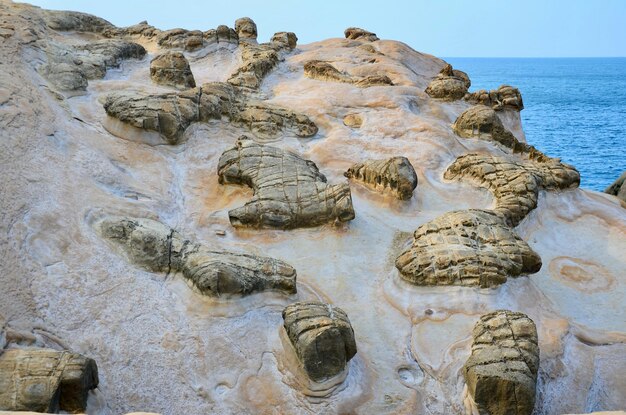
[22,0,626,57]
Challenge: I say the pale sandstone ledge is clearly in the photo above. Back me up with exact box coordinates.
[0,1,625,415]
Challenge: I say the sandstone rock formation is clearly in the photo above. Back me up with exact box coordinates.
[44,9,113,33]
[218,136,355,229]
[452,105,520,150]
[149,51,196,89]
[42,40,146,91]
[204,25,239,46]
[343,113,363,128]
[445,153,580,226]
[344,157,418,200]
[303,60,394,87]
[344,27,379,41]
[0,349,98,413]
[228,42,281,89]
[235,17,257,40]
[463,310,539,415]
[103,82,317,143]
[271,31,298,49]
[156,28,204,51]
[465,85,524,111]
[605,171,626,203]
[395,210,541,287]
[97,216,297,297]
[425,63,471,100]
[282,302,357,382]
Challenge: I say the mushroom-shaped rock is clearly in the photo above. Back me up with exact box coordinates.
[271,31,298,49]
[304,60,352,83]
[445,153,580,226]
[150,51,196,89]
[235,17,257,40]
[97,216,297,297]
[395,209,541,287]
[218,136,355,229]
[463,310,539,415]
[452,105,520,149]
[425,63,470,100]
[0,349,98,413]
[605,171,626,204]
[465,85,524,111]
[282,302,357,382]
[345,157,417,200]
[344,27,379,41]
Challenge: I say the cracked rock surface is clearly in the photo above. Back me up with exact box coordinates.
[345,156,417,200]
[97,216,297,297]
[303,60,394,87]
[149,51,196,89]
[452,105,521,150]
[425,63,471,100]
[395,209,541,287]
[463,310,539,415]
[218,136,355,229]
[465,85,524,111]
[282,302,357,382]
[0,349,98,413]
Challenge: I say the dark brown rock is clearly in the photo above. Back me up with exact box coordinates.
[465,85,524,111]
[452,105,520,149]
[395,209,541,287]
[0,349,98,413]
[463,310,539,415]
[344,27,379,41]
[303,60,393,87]
[97,216,297,297]
[425,63,470,100]
[605,171,626,203]
[150,51,196,89]
[218,136,355,229]
[345,156,417,200]
[282,301,357,382]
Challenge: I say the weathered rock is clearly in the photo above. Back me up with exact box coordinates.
[271,32,298,49]
[157,28,204,51]
[103,82,318,143]
[218,136,355,229]
[97,216,297,297]
[465,85,524,111]
[228,42,280,89]
[234,17,257,40]
[44,10,113,33]
[150,51,196,89]
[395,209,541,287]
[344,27,379,41]
[0,349,98,413]
[204,25,238,46]
[353,74,394,87]
[463,310,539,415]
[303,60,393,87]
[445,153,580,226]
[282,302,357,382]
[605,171,626,203]
[343,113,363,128]
[102,21,161,40]
[345,157,417,200]
[425,63,470,100]
[452,105,520,150]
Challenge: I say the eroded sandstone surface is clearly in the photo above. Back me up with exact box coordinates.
[149,51,196,89]
[1,2,625,415]
[345,156,417,200]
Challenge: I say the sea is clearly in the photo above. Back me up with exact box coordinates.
[445,58,626,191]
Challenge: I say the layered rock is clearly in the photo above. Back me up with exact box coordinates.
[150,51,196,89]
[103,82,317,143]
[344,27,379,42]
[425,63,471,100]
[344,157,417,200]
[0,349,98,413]
[218,136,355,229]
[465,85,524,111]
[395,209,541,287]
[463,310,539,415]
[282,302,357,382]
[234,17,257,40]
[445,153,580,226]
[42,40,146,91]
[452,105,521,150]
[605,171,626,203]
[97,216,297,297]
[303,60,393,87]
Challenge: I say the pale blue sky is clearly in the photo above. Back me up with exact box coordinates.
[23,0,626,57]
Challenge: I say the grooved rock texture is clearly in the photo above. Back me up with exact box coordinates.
[218,136,355,229]
[395,210,541,287]
[463,310,539,415]
[605,171,626,203]
[97,217,297,297]
[303,60,394,87]
[344,156,418,200]
[149,51,195,89]
[445,153,580,226]
[344,27,379,41]
[103,82,317,143]
[425,63,471,100]
[282,302,357,382]
[0,349,98,413]
[465,85,524,111]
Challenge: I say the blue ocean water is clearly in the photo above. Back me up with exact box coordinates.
[445,58,626,191]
